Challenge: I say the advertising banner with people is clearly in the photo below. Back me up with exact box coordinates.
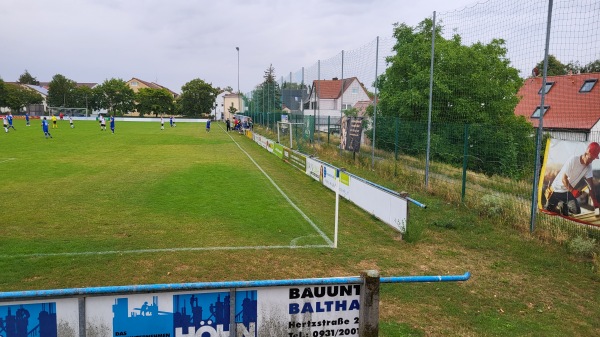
[539,139,600,227]
[340,117,364,152]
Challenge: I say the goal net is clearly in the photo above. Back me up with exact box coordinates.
[277,121,306,150]
[48,107,89,117]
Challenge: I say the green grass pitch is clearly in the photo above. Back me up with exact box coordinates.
[0,118,335,260]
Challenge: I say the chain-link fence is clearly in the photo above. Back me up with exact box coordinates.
[241,0,600,238]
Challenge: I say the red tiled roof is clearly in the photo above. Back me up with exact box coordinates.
[311,77,365,99]
[514,73,600,130]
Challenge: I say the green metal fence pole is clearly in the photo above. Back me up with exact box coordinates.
[328,116,331,144]
[395,117,399,176]
[461,123,469,202]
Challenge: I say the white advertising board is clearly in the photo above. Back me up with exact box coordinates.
[348,177,407,232]
[0,283,361,337]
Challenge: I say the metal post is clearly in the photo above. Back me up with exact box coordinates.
[236,47,240,115]
[334,169,340,248]
[461,124,469,202]
[359,270,380,337]
[394,117,399,176]
[78,298,86,337]
[372,37,379,169]
[317,60,321,144]
[425,11,436,188]
[530,0,554,233]
[340,50,345,156]
[229,289,237,336]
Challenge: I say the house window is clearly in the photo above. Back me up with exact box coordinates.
[580,79,597,93]
[342,104,353,110]
[538,81,554,94]
[131,81,138,86]
[531,106,549,118]
[352,87,358,94]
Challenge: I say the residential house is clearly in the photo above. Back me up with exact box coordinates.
[281,89,304,112]
[24,84,48,115]
[514,72,600,142]
[126,77,179,98]
[213,90,231,120]
[302,77,371,119]
[223,92,243,121]
[0,83,48,116]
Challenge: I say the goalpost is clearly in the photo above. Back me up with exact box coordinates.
[48,107,89,117]
[277,121,304,149]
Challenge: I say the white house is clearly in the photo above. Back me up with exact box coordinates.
[302,77,372,118]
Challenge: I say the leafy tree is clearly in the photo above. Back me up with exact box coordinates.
[343,107,359,117]
[178,78,219,117]
[136,87,175,117]
[17,70,40,85]
[374,19,532,178]
[71,86,94,113]
[47,74,77,107]
[228,103,238,116]
[581,59,600,73]
[223,86,234,92]
[248,64,282,113]
[281,82,307,90]
[378,19,522,123]
[1,83,43,112]
[0,78,6,108]
[95,78,135,115]
[566,59,600,74]
[534,55,568,76]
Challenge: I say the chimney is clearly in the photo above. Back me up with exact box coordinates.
[332,77,338,81]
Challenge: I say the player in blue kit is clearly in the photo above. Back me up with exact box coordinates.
[110,115,115,133]
[25,113,30,126]
[42,117,52,138]
[7,113,16,130]
[206,119,211,132]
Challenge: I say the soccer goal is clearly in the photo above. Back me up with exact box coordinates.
[48,106,89,117]
[277,121,305,149]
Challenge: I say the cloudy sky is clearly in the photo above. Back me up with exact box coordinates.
[0,0,482,93]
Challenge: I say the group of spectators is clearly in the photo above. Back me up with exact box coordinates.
[225,116,252,132]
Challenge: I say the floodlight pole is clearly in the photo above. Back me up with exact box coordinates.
[236,47,240,116]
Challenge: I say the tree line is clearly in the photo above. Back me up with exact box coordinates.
[0,71,221,118]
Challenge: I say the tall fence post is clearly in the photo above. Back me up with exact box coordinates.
[359,270,380,337]
[461,123,469,202]
[327,116,331,144]
[425,11,436,188]
[530,0,554,233]
[371,36,379,169]
[394,117,399,176]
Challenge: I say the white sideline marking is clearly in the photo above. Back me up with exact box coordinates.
[0,244,332,259]
[220,124,334,247]
[0,158,16,164]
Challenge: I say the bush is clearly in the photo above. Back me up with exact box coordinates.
[567,236,598,258]
[479,194,507,218]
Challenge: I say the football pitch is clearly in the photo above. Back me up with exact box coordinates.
[0,119,337,262]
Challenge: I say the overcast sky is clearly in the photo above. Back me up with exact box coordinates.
[0,0,483,93]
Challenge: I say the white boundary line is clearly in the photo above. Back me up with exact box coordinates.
[0,126,333,259]
[0,244,332,259]
[220,124,334,247]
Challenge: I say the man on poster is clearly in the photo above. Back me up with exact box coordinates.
[545,142,600,215]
